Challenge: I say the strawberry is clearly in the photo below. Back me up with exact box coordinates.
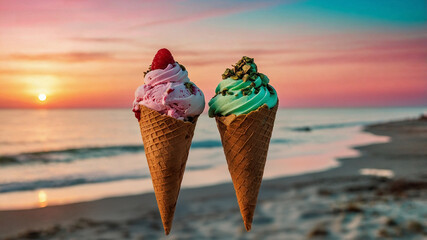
[151,48,175,70]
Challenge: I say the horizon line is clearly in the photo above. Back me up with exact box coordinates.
[1,105,426,110]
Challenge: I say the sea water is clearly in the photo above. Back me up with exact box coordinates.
[0,107,424,209]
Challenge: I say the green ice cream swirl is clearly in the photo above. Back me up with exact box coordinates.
[208,56,278,117]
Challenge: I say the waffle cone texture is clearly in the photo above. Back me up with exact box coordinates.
[138,105,198,235]
[215,103,278,231]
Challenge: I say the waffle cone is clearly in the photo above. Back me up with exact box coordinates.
[138,105,198,235]
[215,103,278,231]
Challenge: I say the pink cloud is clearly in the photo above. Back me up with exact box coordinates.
[0,0,281,30]
[360,37,427,52]
[283,37,427,65]
[68,37,133,43]
[8,52,116,63]
[172,48,300,57]
[285,50,427,65]
[0,0,176,27]
[131,1,279,29]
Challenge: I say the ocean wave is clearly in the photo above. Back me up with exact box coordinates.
[288,121,373,132]
[0,145,144,165]
[0,137,292,193]
[0,174,149,193]
[0,138,293,165]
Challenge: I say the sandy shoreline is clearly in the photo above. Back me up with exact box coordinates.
[1,118,426,239]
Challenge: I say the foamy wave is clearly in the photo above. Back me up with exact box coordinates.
[0,138,293,165]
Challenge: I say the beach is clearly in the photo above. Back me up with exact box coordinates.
[1,117,426,240]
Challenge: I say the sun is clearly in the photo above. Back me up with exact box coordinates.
[38,93,47,102]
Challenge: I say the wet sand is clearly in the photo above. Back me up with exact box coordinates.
[1,118,426,240]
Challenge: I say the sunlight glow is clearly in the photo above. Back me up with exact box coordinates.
[38,190,48,207]
[38,93,47,102]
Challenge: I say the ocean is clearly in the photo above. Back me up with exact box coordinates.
[0,107,425,210]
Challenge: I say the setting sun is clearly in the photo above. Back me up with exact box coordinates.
[38,93,47,102]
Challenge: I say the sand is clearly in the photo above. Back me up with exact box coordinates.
[0,118,426,240]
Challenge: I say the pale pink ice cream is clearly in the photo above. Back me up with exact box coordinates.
[133,63,205,121]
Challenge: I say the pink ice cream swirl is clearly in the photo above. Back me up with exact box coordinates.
[133,63,205,121]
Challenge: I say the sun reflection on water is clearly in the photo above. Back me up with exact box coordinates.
[38,190,48,208]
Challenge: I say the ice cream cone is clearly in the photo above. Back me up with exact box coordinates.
[138,105,198,235]
[215,103,278,231]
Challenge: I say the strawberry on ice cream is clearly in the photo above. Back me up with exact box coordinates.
[133,49,205,121]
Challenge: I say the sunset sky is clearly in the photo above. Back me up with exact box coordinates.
[0,0,426,108]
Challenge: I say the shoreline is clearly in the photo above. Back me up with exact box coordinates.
[1,118,426,239]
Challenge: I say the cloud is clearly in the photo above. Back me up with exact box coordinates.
[130,1,280,29]
[284,37,427,65]
[172,48,300,57]
[68,37,133,43]
[0,0,285,30]
[8,52,115,63]
[285,51,427,65]
[360,37,427,52]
